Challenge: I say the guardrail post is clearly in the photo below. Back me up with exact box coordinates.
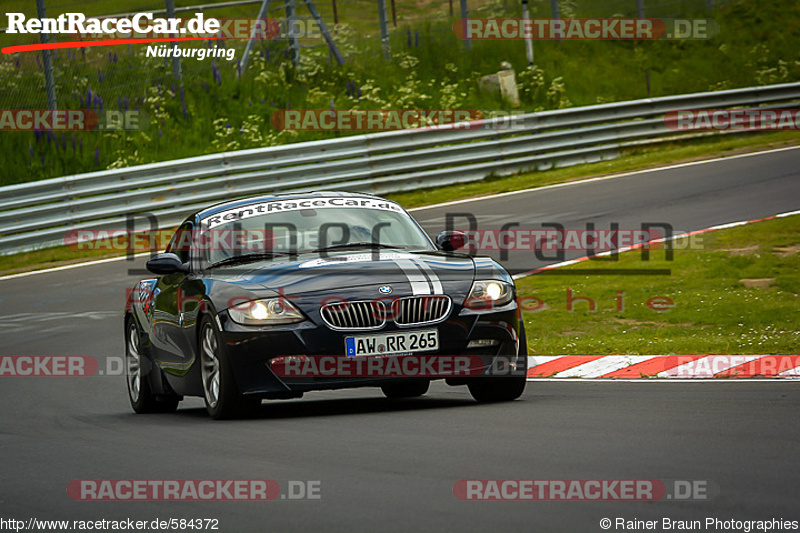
[460,0,471,50]
[239,0,272,77]
[522,0,534,66]
[35,0,57,111]
[377,0,391,58]
[286,0,300,65]
[165,0,182,83]
[303,0,345,65]
[549,0,560,42]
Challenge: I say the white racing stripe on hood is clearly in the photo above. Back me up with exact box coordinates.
[411,258,443,294]
[295,251,446,296]
[393,258,432,295]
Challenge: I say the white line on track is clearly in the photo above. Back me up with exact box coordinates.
[0,252,151,281]
[408,145,800,212]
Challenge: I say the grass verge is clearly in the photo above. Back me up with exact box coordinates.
[516,214,800,355]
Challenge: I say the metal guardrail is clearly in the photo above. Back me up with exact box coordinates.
[1,82,800,255]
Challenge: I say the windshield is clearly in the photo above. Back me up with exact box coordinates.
[196,197,434,266]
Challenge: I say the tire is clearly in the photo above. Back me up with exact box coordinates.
[198,316,261,419]
[467,326,527,403]
[380,379,430,399]
[467,376,526,403]
[125,319,180,414]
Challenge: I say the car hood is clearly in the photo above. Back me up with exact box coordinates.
[203,250,477,297]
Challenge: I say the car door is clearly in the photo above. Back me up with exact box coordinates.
[149,222,196,375]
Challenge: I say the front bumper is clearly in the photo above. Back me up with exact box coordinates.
[218,304,523,396]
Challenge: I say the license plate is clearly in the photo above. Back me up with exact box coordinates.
[345,330,438,357]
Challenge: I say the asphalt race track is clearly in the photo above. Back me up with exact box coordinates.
[1,147,799,532]
[412,146,800,274]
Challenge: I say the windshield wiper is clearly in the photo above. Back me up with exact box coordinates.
[310,242,403,253]
[207,251,297,269]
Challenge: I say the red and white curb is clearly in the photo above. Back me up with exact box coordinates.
[526,355,800,379]
[518,209,800,379]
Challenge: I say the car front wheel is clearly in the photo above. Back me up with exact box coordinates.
[467,328,527,403]
[467,375,526,403]
[199,316,261,419]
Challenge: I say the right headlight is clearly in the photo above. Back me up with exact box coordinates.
[464,280,515,311]
[227,298,305,325]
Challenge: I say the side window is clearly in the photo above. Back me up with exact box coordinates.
[166,222,193,264]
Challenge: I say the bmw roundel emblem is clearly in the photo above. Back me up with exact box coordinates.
[379,285,393,294]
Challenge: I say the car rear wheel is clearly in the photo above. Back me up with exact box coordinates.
[199,316,261,419]
[125,320,179,414]
[381,379,430,399]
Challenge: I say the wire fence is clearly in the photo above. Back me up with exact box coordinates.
[4,0,771,187]
[1,0,732,112]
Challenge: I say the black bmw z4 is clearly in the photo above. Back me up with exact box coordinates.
[124,192,527,419]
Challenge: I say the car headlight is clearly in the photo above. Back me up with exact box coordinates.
[227,298,305,325]
[465,280,515,310]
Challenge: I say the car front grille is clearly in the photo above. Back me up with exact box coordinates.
[320,296,451,330]
[320,301,386,330]
[394,295,451,326]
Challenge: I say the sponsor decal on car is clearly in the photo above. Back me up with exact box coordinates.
[201,197,403,230]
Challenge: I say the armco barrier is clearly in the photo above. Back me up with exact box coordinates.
[1,82,799,255]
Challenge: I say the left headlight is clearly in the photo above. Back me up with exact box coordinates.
[227,298,305,325]
[464,280,515,310]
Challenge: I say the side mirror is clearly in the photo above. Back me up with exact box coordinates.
[146,253,187,275]
[436,230,467,251]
